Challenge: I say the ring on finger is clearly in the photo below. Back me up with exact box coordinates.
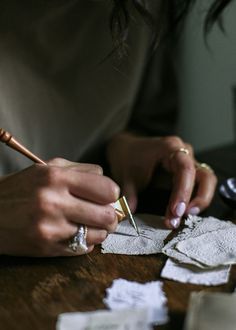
[195,161,214,173]
[169,147,190,161]
[68,224,88,253]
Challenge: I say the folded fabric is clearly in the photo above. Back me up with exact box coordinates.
[101,214,171,255]
[161,258,230,285]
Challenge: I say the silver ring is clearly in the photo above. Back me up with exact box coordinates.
[68,225,88,253]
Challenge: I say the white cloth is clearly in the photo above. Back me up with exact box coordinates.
[161,258,230,286]
[101,214,171,255]
[104,278,168,325]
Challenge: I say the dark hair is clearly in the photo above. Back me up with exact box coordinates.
[110,0,232,57]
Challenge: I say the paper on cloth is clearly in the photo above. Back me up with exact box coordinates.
[56,308,152,330]
[161,258,230,286]
[104,278,169,325]
[176,226,236,267]
[184,291,236,330]
[101,214,171,255]
[162,215,234,268]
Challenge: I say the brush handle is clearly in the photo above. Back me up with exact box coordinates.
[0,128,46,165]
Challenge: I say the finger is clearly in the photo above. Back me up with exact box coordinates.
[23,221,93,257]
[57,227,108,256]
[65,197,118,232]
[160,137,194,170]
[164,153,196,229]
[187,167,217,215]
[86,227,108,245]
[59,226,108,256]
[47,158,103,175]
[65,171,120,204]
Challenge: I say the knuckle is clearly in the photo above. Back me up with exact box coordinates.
[182,162,195,174]
[33,222,54,244]
[44,166,62,185]
[47,157,66,166]
[177,158,195,174]
[163,135,184,148]
[33,189,60,217]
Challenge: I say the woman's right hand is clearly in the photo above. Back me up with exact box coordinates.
[0,158,120,257]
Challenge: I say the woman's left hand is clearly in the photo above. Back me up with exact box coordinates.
[106,132,217,229]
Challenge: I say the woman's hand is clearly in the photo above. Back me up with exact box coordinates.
[0,158,119,257]
[106,132,217,229]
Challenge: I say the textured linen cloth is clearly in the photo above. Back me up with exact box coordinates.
[101,214,171,255]
[161,258,230,286]
[162,215,234,267]
[104,279,168,325]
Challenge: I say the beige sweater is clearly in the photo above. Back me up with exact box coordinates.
[0,1,177,174]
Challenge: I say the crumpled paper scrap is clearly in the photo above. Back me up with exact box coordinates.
[101,214,171,255]
[162,215,234,268]
[56,308,152,330]
[161,258,230,286]
[104,278,169,325]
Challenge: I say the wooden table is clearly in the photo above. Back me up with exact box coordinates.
[1,143,236,330]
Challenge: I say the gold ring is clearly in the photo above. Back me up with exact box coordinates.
[169,147,190,160]
[195,161,214,173]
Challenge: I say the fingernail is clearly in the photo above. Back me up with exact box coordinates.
[175,202,186,217]
[188,206,200,215]
[114,185,120,200]
[170,217,180,228]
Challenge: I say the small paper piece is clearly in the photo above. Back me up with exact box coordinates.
[101,214,171,255]
[56,308,152,330]
[184,292,236,330]
[103,278,169,325]
[162,215,234,268]
[161,258,230,286]
[176,227,236,267]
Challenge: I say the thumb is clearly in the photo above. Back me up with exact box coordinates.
[122,180,138,213]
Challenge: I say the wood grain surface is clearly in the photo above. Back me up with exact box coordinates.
[1,144,236,330]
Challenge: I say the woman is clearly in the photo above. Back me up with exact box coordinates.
[0,0,231,256]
